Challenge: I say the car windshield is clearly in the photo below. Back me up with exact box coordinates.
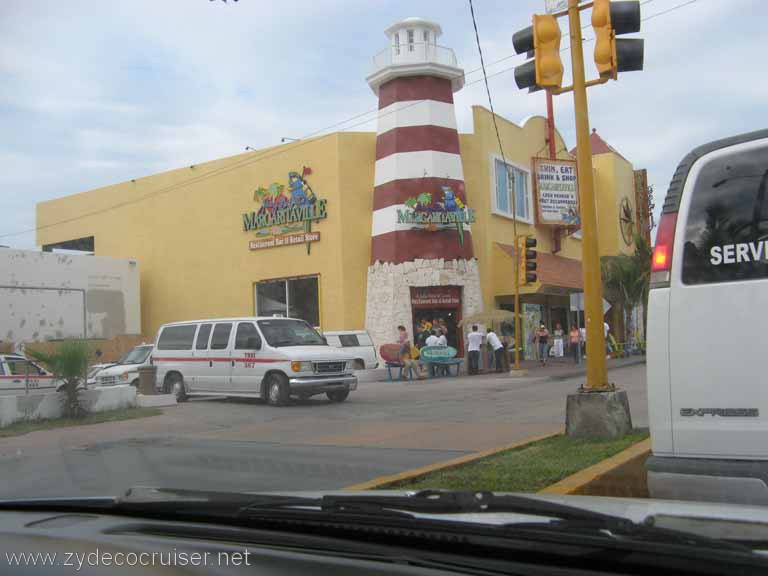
[118,346,152,365]
[3,1,768,566]
[257,319,325,347]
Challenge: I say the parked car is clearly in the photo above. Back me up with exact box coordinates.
[646,128,768,505]
[93,344,153,387]
[152,317,357,405]
[0,354,61,394]
[323,329,378,369]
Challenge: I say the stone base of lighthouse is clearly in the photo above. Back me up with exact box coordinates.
[365,258,482,352]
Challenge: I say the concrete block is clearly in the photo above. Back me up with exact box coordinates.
[566,389,633,439]
[137,394,177,408]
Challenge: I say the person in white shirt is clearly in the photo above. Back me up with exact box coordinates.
[466,325,484,375]
[425,330,439,347]
[486,328,504,373]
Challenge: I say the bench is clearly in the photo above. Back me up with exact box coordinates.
[380,343,408,381]
[420,345,463,377]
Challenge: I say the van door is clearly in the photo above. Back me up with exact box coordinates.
[204,322,234,392]
[231,321,264,393]
[191,323,213,393]
[668,139,768,458]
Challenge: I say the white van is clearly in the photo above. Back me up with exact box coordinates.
[646,129,768,505]
[93,344,153,387]
[152,317,357,406]
[323,330,378,370]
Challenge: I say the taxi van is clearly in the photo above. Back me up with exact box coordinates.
[646,128,768,504]
[152,316,357,406]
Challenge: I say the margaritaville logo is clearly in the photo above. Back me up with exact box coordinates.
[242,167,326,253]
[396,187,476,246]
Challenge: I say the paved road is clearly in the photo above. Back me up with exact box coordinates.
[0,363,647,498]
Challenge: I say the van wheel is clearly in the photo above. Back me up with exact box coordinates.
[353,359,365,370]
[266,374,289,407]
[165,373,187,402]
[326,389,349,403]
[130,379,139,388]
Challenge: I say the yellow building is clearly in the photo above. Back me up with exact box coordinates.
[36,107,636,349]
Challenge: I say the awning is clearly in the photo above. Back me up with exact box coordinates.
[495,242,583,291]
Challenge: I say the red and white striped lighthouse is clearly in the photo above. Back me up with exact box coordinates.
[365,17,481,350]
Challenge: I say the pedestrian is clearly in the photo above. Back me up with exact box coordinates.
[604,320,613,356]
[580,326,587,358]
[486,328,504,373]
[424,329,440,377]
[553,323,564,358]
[397,325,421,380]
[535,324,550,366]
[432,328,447,375]
[467,324,483,375]
[569,325,581,364]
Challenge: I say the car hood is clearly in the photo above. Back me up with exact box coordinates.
[97,364,142,376]
[270,346,356,362]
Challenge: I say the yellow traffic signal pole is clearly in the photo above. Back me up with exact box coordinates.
[567,0,610,390]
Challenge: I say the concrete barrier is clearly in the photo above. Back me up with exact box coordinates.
[0,385,137,428]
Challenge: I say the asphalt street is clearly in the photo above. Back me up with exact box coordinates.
[0,362,647,498]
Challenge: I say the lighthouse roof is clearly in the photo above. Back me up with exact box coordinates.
[384,17,443,39]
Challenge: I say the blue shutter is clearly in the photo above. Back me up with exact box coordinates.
[495,159,509,214]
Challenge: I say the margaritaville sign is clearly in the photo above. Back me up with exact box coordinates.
[242,167,326,253]
[396,186,476,246]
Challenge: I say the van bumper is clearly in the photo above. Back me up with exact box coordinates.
[288,375,357,394]
[647,455,768,506]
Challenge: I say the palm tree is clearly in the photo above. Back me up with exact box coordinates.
[601,234,651,347]
[28,341,90,418]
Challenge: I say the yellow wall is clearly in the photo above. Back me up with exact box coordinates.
[37,133,374,339]
[36,106,639,337]
[593,152,636,256]
[461,106,582,309]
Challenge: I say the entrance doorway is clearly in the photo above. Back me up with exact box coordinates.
[409,286,463,356]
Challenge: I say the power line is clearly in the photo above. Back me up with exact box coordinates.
[2,0,703,240]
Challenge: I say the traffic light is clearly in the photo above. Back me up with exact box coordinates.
[592,0,644,79]
[518,235,538,284]
[512,14,563,90]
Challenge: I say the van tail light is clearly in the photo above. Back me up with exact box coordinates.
[650,212,678,287]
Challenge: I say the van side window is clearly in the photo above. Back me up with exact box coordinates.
[338,334,359,347]
[210,323,233,350]
[357,333,373,346]
[235,322,261,350]
[157,325,197,350]
[195,324,212,350]
[682,146,768,285]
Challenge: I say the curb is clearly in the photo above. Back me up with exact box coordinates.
[343,430,562,491]
[539,437,651,495]
[547,358,646,381]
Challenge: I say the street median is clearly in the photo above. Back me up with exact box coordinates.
[345,429,649,496]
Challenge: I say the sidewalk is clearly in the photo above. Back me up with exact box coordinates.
[356,355,645,384]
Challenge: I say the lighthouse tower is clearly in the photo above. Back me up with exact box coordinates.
[365,17,482,350]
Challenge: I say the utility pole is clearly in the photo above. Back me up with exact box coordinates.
[566,0,608,389]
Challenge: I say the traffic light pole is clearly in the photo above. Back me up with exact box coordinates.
[567,0,610,390]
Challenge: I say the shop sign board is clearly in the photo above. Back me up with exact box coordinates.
[242,166,326,253]
[420,345,457,361]
[396,186,476,246]
[410,286,462,307]
[533,158,580,227]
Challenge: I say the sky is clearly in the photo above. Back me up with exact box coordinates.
[1,0,765,248]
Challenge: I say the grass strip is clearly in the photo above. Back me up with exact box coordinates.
[0,407,163,438]
[384,430,649,493]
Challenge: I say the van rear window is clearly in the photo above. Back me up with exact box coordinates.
[682,146,768,285]
[157,325,197,350]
